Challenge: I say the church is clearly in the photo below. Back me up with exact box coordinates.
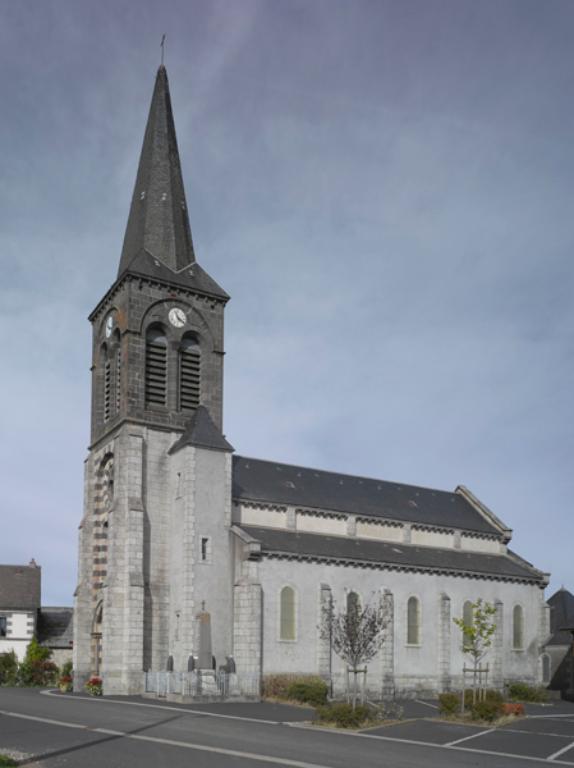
[73,66,551,697]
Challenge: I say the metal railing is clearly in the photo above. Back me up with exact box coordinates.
[143,670,260,699]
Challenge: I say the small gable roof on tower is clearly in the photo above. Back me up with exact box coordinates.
[116,66,227,300]
[169,406,234,455]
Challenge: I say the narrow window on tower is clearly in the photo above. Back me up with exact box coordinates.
[114,330,121,414]
[145,326,168,407]
[102,344,111,422]
[179,333,200,411]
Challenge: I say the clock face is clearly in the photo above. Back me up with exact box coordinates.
[105,314,114,338]
[169,307,186,328]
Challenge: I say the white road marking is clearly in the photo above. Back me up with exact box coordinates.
[548,741,574,761]
[413,699,438,710]
[4,707,574,767]
[445,727,496,746]
[0,710,330,768]
[41,689,283,725]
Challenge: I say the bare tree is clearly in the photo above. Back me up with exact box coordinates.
[320,592,389,708]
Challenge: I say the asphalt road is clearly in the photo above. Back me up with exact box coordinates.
[1,688,574,768]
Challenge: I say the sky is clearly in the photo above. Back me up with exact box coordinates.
[0,0,572,605]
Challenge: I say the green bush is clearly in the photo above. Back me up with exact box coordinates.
[61,659,73,678]
[0,652,19,686]
[286,678,328,707]
[438,692,460,715]
[0,755,18,767]
[507,682,548,703]
[18,659,59,687]
[317,702,374,728]
[471,699,503,722]
[262,674,328,704]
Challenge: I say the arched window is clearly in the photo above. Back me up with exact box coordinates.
[462,601,474,650]
[114,330,121,413]
[541,654,551,685]
[347,591,360,619]
[280,586,296,641]
[407,596,421,645]
[166,655,174,672]
[513,605,524,650]
[179,333,200,411]
[145,326,167,406]
[102,344,111,422]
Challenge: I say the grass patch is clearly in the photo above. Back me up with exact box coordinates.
[0,756,18,767]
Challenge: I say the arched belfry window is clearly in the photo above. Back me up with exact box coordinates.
[513,605,524,650]
[145,326,167,406]
[114,330,121,413]
[179,333,200,411]
[279,586,296,641]
[407,596,421,645]
[102,344,111,422]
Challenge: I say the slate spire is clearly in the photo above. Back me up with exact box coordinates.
[118,65,196,277]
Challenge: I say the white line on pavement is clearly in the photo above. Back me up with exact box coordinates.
[41,689,284,725]
[413,699,439,710]
[445,727,496,746]
[4,707,574,767]
[548,741,574,761]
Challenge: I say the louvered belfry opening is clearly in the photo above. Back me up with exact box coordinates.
[103,345,111,422]
[114,330,121,414]
[179,333,201,411]
[145,326,168,406]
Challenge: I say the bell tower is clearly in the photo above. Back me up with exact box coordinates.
[74,66,233,695]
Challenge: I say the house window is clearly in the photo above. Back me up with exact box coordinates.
[145,326,168,406]
[407,596,421,645]
[462,600,474,650]
[179,334,201,411]
[513,605,524,650]
[199,536,211,564]
[0,616,7,637]
[280,586,296,641]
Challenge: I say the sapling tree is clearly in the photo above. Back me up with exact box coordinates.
[453,598,497,706]
[320,593,389,708]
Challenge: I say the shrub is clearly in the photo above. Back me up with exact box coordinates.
[439,692,460,715]
[262,674,328,704]
[61,660,73,678]
[471,699,503,722]
[286,678,328,707]
[507,682,548,703]
[18,660,59,687]
[316,702,374,728]
[58,675,73,692]
[85,676,103,696]
[503,702,525,716]
[0,652,19,686]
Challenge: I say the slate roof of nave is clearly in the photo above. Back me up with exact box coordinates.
[239,525,544,583]
[232,456,500,536]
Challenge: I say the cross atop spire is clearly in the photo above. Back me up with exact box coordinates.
[118,66,196,277]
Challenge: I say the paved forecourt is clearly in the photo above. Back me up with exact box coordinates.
[364,707,574,764]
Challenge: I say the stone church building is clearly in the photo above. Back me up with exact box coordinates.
[74,66,550,697]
